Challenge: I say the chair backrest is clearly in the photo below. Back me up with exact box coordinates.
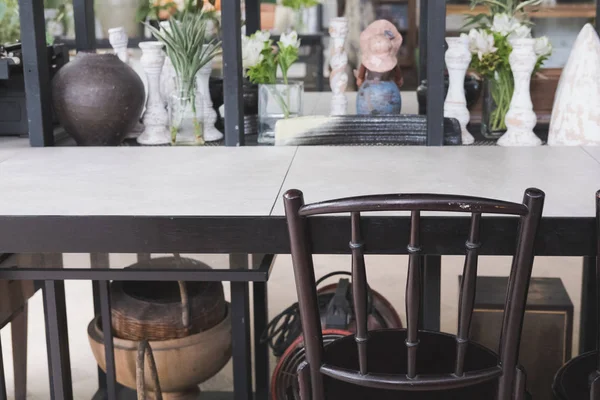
[283,189,545,400]
[274,115,462,146]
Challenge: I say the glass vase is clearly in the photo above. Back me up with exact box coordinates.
[169,78,204,146]
[481,71,514,140]
[258,81,304,145]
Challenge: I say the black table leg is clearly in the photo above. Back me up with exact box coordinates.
[230,254,253,400]
[231,281,253,400]
[580,256,597,353]
[90,254,109,392]
[421,255,441,331]
[253,280,269,400]
[99,280,117,400]
[43,278,73,400]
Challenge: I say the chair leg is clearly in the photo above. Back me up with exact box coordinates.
[591,373,600,400]
[513,365,527,400]
[297,361,311,400]
[11,304,28,400]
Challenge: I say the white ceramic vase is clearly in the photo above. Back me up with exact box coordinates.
[548,24,600,146]
[138,42,170,145]
[108,27,147,139]
[196,55,222,142]
[497,38,541,147]
[329,17,349,116]
[444,36,473,145]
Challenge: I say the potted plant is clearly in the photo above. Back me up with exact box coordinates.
[463,0,552,139]
[147,12,221,145]
[244,30,302,144]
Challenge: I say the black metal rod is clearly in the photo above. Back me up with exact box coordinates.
[222,0,245,145]
[0,267,269,282]
[245,0,261,35]
[253,281,269,400]
[99,280,117,400]
[231,281,253,400]
[92,281,108,391]
[0,335,7,400]
[43,280,73,400]
[426,0,446,146]
[421,255,441,331]
[418,0,429,88]
[581,256,598,353]
[17,0,54,147]
[72,0,96,51]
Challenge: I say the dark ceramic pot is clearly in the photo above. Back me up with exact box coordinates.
[209,77,224,111]
[417,75,481,115]
[52,53,145,146]
[243,81,259,115]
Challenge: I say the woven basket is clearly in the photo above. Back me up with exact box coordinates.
[111,256,226,341]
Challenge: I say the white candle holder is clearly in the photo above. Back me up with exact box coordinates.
[497,38,541,147]
[108,27,129,64]
[137,42,170,145]
[329,17,349,116]
[196,54,222,142]
[444,36,474,145]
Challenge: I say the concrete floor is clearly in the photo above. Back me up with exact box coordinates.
[0,254,583,399]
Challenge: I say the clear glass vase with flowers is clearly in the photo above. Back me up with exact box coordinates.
[243,30,304,144]
[463,0,552,139]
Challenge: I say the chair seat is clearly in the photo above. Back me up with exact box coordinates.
[304,329,502,399]
[553,350,598,400]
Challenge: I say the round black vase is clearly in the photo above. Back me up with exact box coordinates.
[417,75,481,115]
[52,53,145,146]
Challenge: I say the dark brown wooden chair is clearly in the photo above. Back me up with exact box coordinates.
[552,190,600,400]
[283,188,545,400]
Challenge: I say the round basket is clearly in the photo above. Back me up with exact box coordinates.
[111,256,227,341]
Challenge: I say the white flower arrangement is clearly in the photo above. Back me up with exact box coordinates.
[463,2,553,133]
[242,30,301,85]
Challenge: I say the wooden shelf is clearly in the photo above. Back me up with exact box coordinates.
[446,3,596,19]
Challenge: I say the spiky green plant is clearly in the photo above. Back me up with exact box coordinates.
[146,12,221,100]
[146,12,221,144]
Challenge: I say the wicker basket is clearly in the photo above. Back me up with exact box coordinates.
[110,256,227,341]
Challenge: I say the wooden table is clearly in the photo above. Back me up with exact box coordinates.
[0,145,597,400]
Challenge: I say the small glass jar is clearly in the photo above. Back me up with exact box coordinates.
[258,81,304,145]
[481,72,514,140]
[169,78,204,146]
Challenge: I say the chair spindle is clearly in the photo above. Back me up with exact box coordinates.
[350,212,369,375]
[455,213,482,377]
[406,210,422,379]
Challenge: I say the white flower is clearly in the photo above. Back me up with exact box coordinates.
[467,29,497,60]
[253,30,271,43]
[242,36,264,69]
[508,24,532,41]
[534,36,552,56]
[491,13,521,36]
[280,31,301,49]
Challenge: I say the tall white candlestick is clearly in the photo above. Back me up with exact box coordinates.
[444,36,474,145]
[138,42,170,145]
[329,17,349,116]
[497,38,541,147]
